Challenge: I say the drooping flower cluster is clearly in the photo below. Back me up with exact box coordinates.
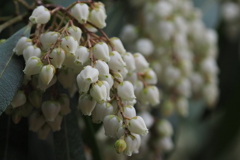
[6,1,160,156]
[119,0,219,156]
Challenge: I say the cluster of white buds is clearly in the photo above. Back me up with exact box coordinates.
[7,1,160,156]
[120,0,219,156]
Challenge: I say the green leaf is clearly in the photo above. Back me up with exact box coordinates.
[0,26,30,115]
[54,94,86,160]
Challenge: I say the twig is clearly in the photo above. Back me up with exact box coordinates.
[16,0,32,10]
[0,13,27,33]
[13,0,20,15]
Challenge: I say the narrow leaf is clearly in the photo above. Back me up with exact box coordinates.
[0,26,30,115]
[54,94,86,160]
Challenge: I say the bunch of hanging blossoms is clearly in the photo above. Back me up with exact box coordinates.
[5,0,161,157]
[118,0,219,158]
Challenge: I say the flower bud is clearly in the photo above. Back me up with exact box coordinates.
[158,137,174,152]
[161,99,174,116]
[78,94,96,116]
[29,111,46,132]
[75,46,89,65]
[94,60,109,76]
[133,53,149,72]
[110,37,126,54]
[117,81,136,101]
[128,116,148,136]
[109,51,126,72]
[156,119,173,137]
[11,90,26,108]
[23,56,43,76]
[29,6,50,24]
[92,102,115,123]
[49,48,65,68]
[59,94,71,115]
[13,37,32,56]
[41,100,61,122]
[37,124,51,140]
[116,126,125,138]
[138,111,154,128]
[90,81,108,103]
[117,105,136,119]
[67,26,82,43]
[61,36,78,54]
[92,42,110,62]
[136,38,154,56]
[88,8,107,29]
[48,115,63,131]
[176,78,191,98]
[23,45,41,62]
[140,86,160,106]
[40,32,59,51]
[71,3,89,24]
[111,71,123,83]
[39,65,56,85]
[115,139,127,154]
[103,115,122,138]
[120,24,137,43]
[28,90,42,108]
[122,52,136,73]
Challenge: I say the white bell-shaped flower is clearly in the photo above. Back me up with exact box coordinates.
[40,31,59,51]
[78,94,96,116]
[122,52,136,73]
[117,105,136,119]
[28,90,42,108]
[123,134,139,156]
[49,48,65,68]
[117,81,136,101]
[158,137,174,152]
[38,75,57,91]
[108,51,126,72]
[37,124,51,140]
[90,81,108,103]
[61,36,78,54]
[92,102,115,123]
[176,78,191,98]
[99,74,114,88]
[136,38,154,56]
[88,8,107,29]
[23,45,41,62]
[125,72,138,85]
[128,116,148,136]
[39,65,56,85]
[140,86,160,106]
[29,111,46,132]
[102,80,110,100]
[133,53,149,72]
[139,111,154,128]
[103,115,122,138]
[94,60,109,76]
[176,97,189,117]
[11,90,26,108]
[75,46,89,65]
[71,3,89,24]
[132,133,141,154]
[76,66,99,93]
[156,119,173,137]
[58,94,71,115]
[110,37,126,54]
[13,37,32,56]
[41,100,61,122]
[23,56,43,76]
[143,68,158,85]
[111,71,123,83]
[116,126,125,138]
[120,24,137,43]
[119,67,128,78]
[153,0,173,18]
[62,51,76,69]
[67,26,82,43]
[92,42,110,62]
[29,6,50,24]
[57,69,77,89]
[48,115,63,131]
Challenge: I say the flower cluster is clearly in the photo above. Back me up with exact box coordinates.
[119,0,219,157]
[6,1,160,156]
